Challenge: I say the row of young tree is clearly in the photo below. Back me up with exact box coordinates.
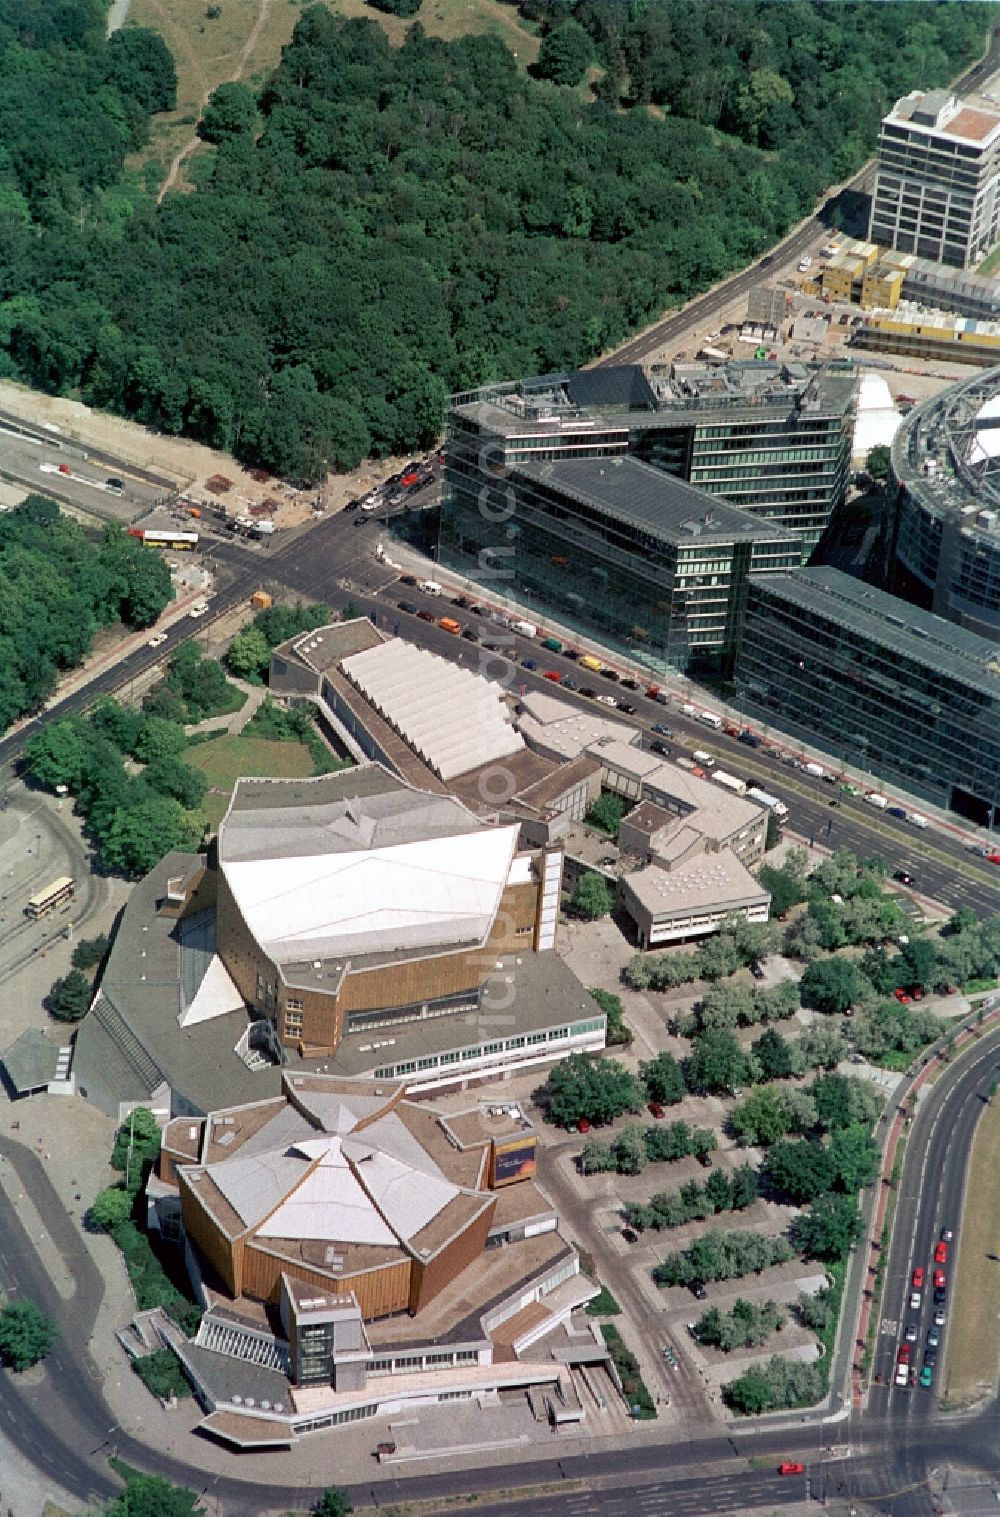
[623,1163,759,1233]
[0,2,980,481]
[625,915,781,991]
[582,1118,716,1176]
[0,496,171,734]
[653,1228,794,1288]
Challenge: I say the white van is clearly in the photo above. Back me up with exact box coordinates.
[419,580,444,597]
[798,255,813,273]
[511,620,537,639]
[866,792,888,809]
[697,710,723,730]
[692,750,716,767]
[804,762,827,779]
[907,813,929,829]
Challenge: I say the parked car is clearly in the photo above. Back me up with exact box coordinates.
[397,599,418,614]
[596,694,617,707]
[543,671,562,683]
[580,687,597,700]
[599,667,619,682]
[622,1228,638,1244]
[894,989,912,1004]
[652,723,674,737]
[521,658,538,670]
[619,678,640,691]
[697,1151,713,1169]
[690,1280,708,1300]
[648,1102,666,1119]
[887,806,907,819]
[400,574,417,587]
[563,648,580,661]
[778,1464,805,1477]
[561,677,579,691]
[577,1118,591,1134]
[650,741,671,757]
[416,609,436,623]
[462,628,479,642]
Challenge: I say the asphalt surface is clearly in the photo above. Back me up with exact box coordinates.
[2,502,997,922]
[870,1030,1000,1441]
[0,406,168,523]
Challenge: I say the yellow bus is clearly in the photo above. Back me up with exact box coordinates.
[579,655,603,673]
[26,876,75,919]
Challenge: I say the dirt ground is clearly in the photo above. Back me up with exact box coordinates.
[940,1095,1000,1407]
[0,376,412,531]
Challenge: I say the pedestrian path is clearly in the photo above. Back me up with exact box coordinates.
[183,676,265,739]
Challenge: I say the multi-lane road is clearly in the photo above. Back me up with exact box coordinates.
[871,1030,1000,1445]
[2,500,996,921]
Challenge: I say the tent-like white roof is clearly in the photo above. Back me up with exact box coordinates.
[341,640,524,780]
[224,824,519,964]
[852,372,903,466]
[257,1137,397,1245]
[967,392,1000,466]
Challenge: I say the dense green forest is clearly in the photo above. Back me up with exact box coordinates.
[0,497,171,729]
[0,1,989,480]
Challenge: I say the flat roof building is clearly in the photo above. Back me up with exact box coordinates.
[441,442,803,675]
[439,365,856,657]
[733,566,1000,827]
[869,89,1000,270]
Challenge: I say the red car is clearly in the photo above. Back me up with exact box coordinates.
[577,1118,591,1134]
[894,989,912,1004]
[648,1102,666,1119]
[933,1268,946,1288]
[934,1241,948,1264]
[898,1343,911,1363]
[779,1463,805,1477]
[543,670,562,683]
[912,1267,926,1289]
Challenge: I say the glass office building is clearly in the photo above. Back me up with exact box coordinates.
[733,566,1000,825]
[440,441,804,675]
[886,366,1000,643]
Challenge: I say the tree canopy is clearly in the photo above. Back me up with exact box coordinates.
[0,1,982,480]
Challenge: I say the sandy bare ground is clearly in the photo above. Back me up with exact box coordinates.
[0,377,410,531]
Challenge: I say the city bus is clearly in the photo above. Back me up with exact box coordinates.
[26,876,75,919]
[127,529,199,551]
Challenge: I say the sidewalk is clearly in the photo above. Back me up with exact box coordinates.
[183,677,266,739]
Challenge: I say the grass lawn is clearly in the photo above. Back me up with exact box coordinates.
[187,733,315,828]
[977,243,1000,277]
[940,1095,1000,1407]
[128,0,540,190]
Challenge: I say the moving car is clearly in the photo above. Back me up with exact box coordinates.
[897,1343,911,1364]
[934,1241,949,1265]
[933,1269,946,1288]
[596,694,617,707]
[895,1364,910,1388]
[920,1365,934,1388]
[910,1290,922,1310]
[912,1267,926,1289]
[147,632,168,648]
[400,574,417,586]
[926,1328,940,1349]
[933,1285,947,1306]
[106,476,125,491]
[650,741,671,757]
[617,700,637,715]
[893,870,915,886]
[778,1463,805,1476]
[904,1322,918,1342]
[923,1348,937,1368]
[934,1309,946,1327]
[652,723,673,737]
[940,1228,954,1243]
